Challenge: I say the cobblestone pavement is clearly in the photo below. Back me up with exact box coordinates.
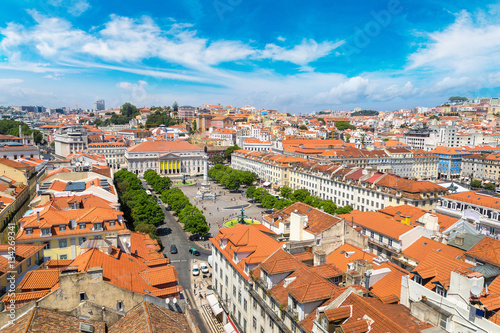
[174,178,269,242]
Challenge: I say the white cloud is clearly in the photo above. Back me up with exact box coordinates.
[259,39,344,66]
[0,78,23,86]
[315,77,370,104]
[48,0,90,16]
[433,76,470,92]
[277,36,286,42]
[116,80,150,104]
[408,10,500,75]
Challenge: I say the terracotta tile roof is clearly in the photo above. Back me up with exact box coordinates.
[293,251,314,262]
[488,275,500,295]
[466,236,500,267]
[444,191,500,210]
[309,264,343,279]
[16,269,61,291]
[340,210,413,240]
[260,248,300,275]
[127,140,202,153]
[324,306,351,321]
[108,302,191,333]
[0,244,44,277]
[413,251,473,290]
[140,265,178,286]
[379,204,458,232]
[210,224,283,280]
[402,237,465,264]
[326,243,377,273]
[336,293,432,333]
[45,259,73,268]
[0,307,106,333]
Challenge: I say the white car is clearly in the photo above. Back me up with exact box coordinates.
[200,262,209,274]
[192,265,200,276]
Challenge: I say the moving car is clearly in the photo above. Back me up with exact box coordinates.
[189,248,200,256]
[200,262,209,274]
[192,265,200,276]
[170,244,178,254]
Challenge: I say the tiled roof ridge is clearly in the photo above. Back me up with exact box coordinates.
[149,301,190,331]
[143,302,153,333]
[340,293,409,332]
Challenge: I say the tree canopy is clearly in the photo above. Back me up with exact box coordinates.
[351,110,379,116]
[224,145,241,161]
[0,120,44,144]
[335,121,356,131]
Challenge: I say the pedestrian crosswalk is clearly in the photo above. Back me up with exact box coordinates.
[201,304,224,333]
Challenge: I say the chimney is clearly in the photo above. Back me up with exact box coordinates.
[37,211,40,222]
[455,235,465,246]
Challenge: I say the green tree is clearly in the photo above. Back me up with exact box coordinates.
[304,195,322,208]
[485,183,496,191]
[192,119,197,132]
[299,125,308,130]
[254,187,269,203]
[274,199,293,210]
[291,189,310,202]
[211,154,224,164]
[179,205,203,224]
[280,185,293,199]
[321,200,337,215]
[470,180,482,188]
[317,118,326,125]
[121,102,138,117]
[221,172,241,191]
[184,213,209,236]
[261,194,277,209]
[89,112,95,117]
[335,205,353,215]
[224,145,241,161]
[116,180,129,195]
[335,121,356,131]
[240,171,257,186]
[246,186,256,199]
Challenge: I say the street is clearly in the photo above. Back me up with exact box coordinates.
[141,179,211,333]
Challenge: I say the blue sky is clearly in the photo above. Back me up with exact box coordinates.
[1,0,500,113]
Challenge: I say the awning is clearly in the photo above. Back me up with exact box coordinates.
[223,322,237,333]
[207,294,223,316]
[262,181,271,186]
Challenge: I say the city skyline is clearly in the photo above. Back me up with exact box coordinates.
[1,0,500,112]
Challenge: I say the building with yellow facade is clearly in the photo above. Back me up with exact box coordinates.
[0,244,44,295]
[125,140,206,176]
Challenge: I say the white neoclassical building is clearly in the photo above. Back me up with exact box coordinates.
[125,140,206,176]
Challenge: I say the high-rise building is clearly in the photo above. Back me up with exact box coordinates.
[94,99,105,111]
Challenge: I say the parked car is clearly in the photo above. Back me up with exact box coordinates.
[189,248,200,256]
[192,265,200,276]
[200,262,209,274]
[157,199,162,204]
[170,244,178,254]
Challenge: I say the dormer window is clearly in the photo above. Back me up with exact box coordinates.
[414,274,423,285]
[41,228,50,236]
[26,228,33,235]
[109,221,116,227]
[79,223,86,230]
[59,225,66,232]
[93,223,103,231]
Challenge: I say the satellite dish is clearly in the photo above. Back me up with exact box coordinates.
[471,286,482,297]
[166,298,170,304]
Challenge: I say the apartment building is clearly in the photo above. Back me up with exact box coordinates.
[88,141,127,169]
[436,190,500,237]
[54,126,88,157]
[461,151,500,181]
[431,146,471,179]
[209,128,236,145]
[0,244,44,295]
[15,203,127,260]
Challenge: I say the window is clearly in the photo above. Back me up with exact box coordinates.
[238,290,241,304]
[110,221,115,227]
[414,275,423,285]
[379,235,383,242]
[80,292,86,302]
[59,239,67,248]
[79,223,86,230]
[253,317,257,329]
[244,319,247,332]
[43,241,50,249]
[370,231,374,239]
[94,223,103,230]
[60,254,68,260]
[26,228,33,235]
[116,301,124,311]
[41,228,50,236]
[261,305,265,318]
[244,299,247,311]
[388,239,393,247]
[59,225,66,232]
[435,285,446,297]
[17,266,22,274]
[79,237,86,246]
[233,286,236,297]
[27,258,32,267]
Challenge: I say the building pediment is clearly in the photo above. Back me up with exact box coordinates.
[159,152,181,160]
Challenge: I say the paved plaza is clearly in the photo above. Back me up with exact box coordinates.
[174,177,269,240]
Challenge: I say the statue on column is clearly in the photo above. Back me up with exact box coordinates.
[196,155,216,200]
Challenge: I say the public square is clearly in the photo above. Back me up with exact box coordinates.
[173,176,269,239]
